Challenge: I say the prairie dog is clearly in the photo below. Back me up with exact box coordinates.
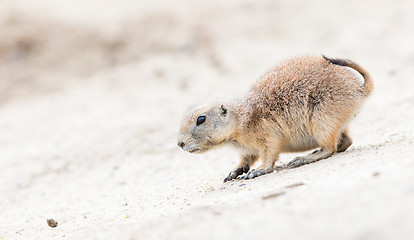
[177,55,373,182]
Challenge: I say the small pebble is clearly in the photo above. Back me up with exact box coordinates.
[47,218,58,228]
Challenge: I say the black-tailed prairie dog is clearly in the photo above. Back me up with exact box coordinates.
[177,55,373,182]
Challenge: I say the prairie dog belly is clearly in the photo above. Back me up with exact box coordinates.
[281,132,319,153]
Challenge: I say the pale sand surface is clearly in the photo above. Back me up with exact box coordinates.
[0,0,413,239]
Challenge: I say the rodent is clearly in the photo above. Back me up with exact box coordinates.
[177,55,373,182]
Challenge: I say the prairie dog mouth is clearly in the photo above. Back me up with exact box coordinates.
[189,148,201,153]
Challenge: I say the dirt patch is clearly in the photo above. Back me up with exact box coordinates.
[262,192,286,200]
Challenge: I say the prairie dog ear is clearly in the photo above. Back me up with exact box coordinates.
[220,104,227,115]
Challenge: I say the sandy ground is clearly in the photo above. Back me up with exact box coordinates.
[1,0,414,239]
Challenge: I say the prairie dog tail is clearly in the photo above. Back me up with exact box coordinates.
[322,55,374,96]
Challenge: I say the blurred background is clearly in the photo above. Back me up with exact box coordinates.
[1,0,413,239]
[1,0,413,103]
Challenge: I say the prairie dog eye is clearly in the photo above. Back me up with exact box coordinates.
[196,116,206,126]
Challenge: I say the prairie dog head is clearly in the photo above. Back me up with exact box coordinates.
[177,103,237,153]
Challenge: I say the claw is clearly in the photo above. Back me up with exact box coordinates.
[239,168,268,180]
[223,174,236,182]
[223,167,244,182]
[223,164,250,183]
[223,176,232,182]
[287,157,309,168]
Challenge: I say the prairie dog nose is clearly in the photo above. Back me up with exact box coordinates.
[178,141,185,148]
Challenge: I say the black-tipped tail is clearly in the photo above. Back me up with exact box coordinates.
[323,55,374,96]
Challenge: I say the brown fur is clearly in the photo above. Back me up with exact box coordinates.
[177,55,373,182]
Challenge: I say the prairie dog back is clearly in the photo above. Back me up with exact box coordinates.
[238,55,372,152]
